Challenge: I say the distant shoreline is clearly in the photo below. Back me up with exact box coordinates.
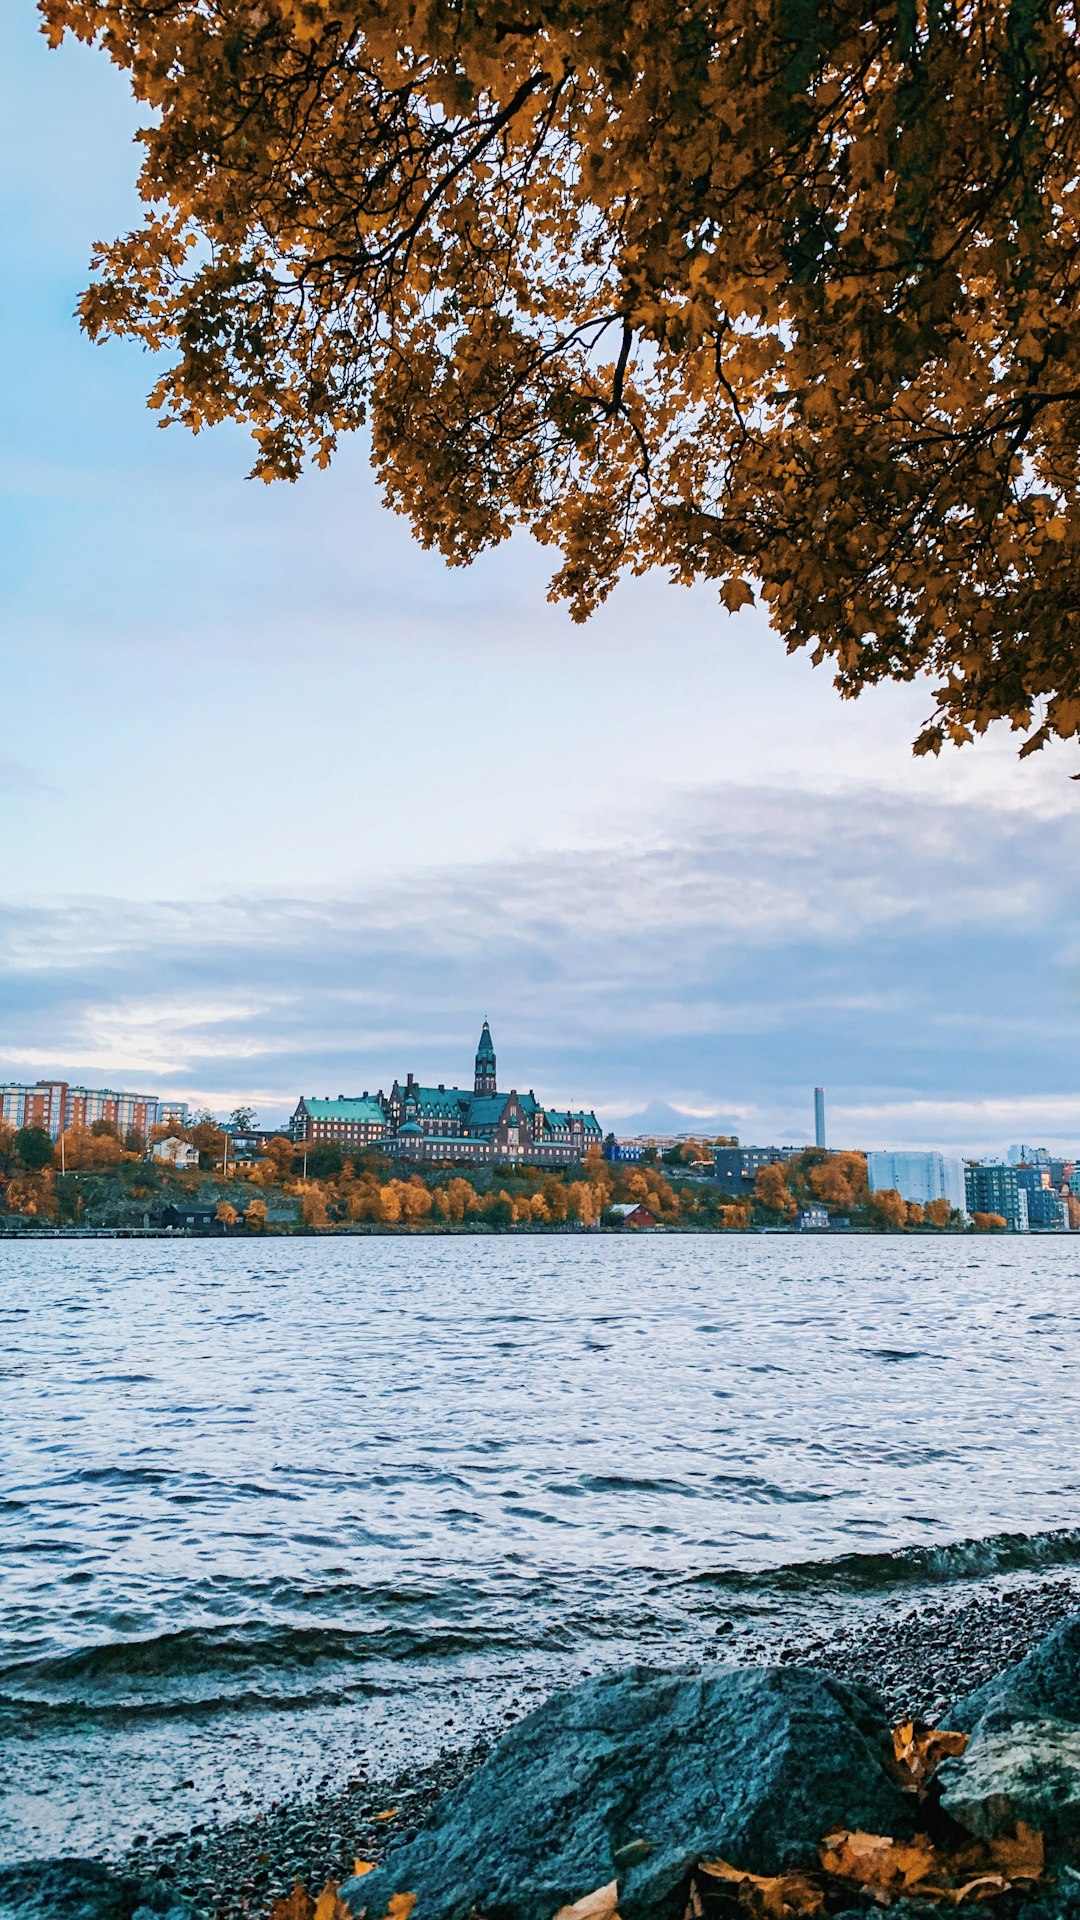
[0,1222,1049,1239]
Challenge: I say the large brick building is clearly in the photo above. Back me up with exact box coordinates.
[291,1023,602,1167]
[0,1079,187,1141]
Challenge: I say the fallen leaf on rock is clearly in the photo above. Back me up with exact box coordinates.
[819,1830,937,1894]
[383,1895,417,1920]
[314,1882,353,1920]
[354,1860,377,1877]
[374,1808,398,1821]
[552,1880,620,1920]
[892,1723,969,1793]
[271,1881,315,1920]
[698,1857,823,1917]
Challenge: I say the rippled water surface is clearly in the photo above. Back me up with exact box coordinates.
[3,1233,1080,1859]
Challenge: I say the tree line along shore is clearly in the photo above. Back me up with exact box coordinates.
[0,1119,1009,1234]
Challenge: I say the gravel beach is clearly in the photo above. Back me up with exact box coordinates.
[116,1574,1080,1920]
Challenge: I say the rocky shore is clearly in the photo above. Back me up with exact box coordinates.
[101,1574,1080,1920]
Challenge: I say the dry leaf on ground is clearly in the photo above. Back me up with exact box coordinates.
[353,1860,377,1877]
[698,1857,824,1917]
[892,1723,970,1794]
[271,1882,315,1920]
[819,1823,1043,1905]
[374,1808,398,1822]
[553,1881,620,1920]
[986,1823,1044,1880]
[820,1829,938,1893]
[314,1882,354,1920]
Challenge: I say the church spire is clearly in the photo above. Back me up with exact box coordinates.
[474,1019,497,1096]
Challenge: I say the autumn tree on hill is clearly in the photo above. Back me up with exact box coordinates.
[43,0,1080,755]
[754,1161,795,1217]
[870,1186,908,1231]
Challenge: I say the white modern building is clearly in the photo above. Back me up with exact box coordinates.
[866,1149,968,1217]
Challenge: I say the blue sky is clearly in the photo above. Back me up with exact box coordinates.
[3,3,1080,1151]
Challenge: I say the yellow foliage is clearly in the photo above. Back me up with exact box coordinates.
[42,0,1080,753]
[871,1188,908,1231]
[60,1126,123,1171]
[378,1184,402,1225]
[972,1211,1007,1231]
[754,1163,795,1216]
[299,1185,330,1229]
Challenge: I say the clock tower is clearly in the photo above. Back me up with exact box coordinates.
[474,1020,497,1097]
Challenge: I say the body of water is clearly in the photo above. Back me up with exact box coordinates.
[2,1234,1079,1860]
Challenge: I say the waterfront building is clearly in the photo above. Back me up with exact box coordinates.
[713,1144,802,1193]
[152,1137,200,1169]
[965,1162,1029,1231]
[866,1150,967,1216]
[1024,1186,1069,1231]
[608,1202,659,1230]
[290,1095,388,1149]
[383,1024,602,1166]
[0,1078,175,1141]
[603,1134,643,1163]
[796,1205,829,1231]
[64,1086,161,1139]
[291,1024,602,1167]
[0,1080,69,1138]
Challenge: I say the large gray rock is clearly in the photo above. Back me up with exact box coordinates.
[340,1664,911,1920]
[0,1859,188,1920]
[937,1714,1080,1847]
[937,1610,1080,1856]
[951,1611,1080,1733]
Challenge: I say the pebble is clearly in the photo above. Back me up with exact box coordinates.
[118,1576,1080,1920]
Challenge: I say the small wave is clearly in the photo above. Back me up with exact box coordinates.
[685,1525,1080,1596]
[0,1617,524,1710]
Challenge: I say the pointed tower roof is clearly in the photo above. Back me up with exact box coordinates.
[476,1019,495,1059]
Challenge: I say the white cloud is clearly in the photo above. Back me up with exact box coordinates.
[1,777,1078,1155]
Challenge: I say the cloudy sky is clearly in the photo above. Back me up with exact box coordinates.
[4,6,1080,1152]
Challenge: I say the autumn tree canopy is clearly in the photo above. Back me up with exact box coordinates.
[43,0,1080,752]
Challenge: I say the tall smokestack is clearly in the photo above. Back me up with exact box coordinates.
[814,1086,826,1150]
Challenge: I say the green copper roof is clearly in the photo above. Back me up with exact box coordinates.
[408,1085,471,1115]
[300,1096,385,1125]
[475,1020,495,1059]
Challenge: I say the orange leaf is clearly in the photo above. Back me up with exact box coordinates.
[354,1861,377,1877]
[891,1723,969,1792]
[271,1881,315,1920]
[374,1808,398,1821]
[552,1883,620,1920]
[383,1897,417,1920]
[987,1825,1043,1881]
[314,1882,353,1920]
[819,1830,937,1893]
[698,1859,823,1917]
